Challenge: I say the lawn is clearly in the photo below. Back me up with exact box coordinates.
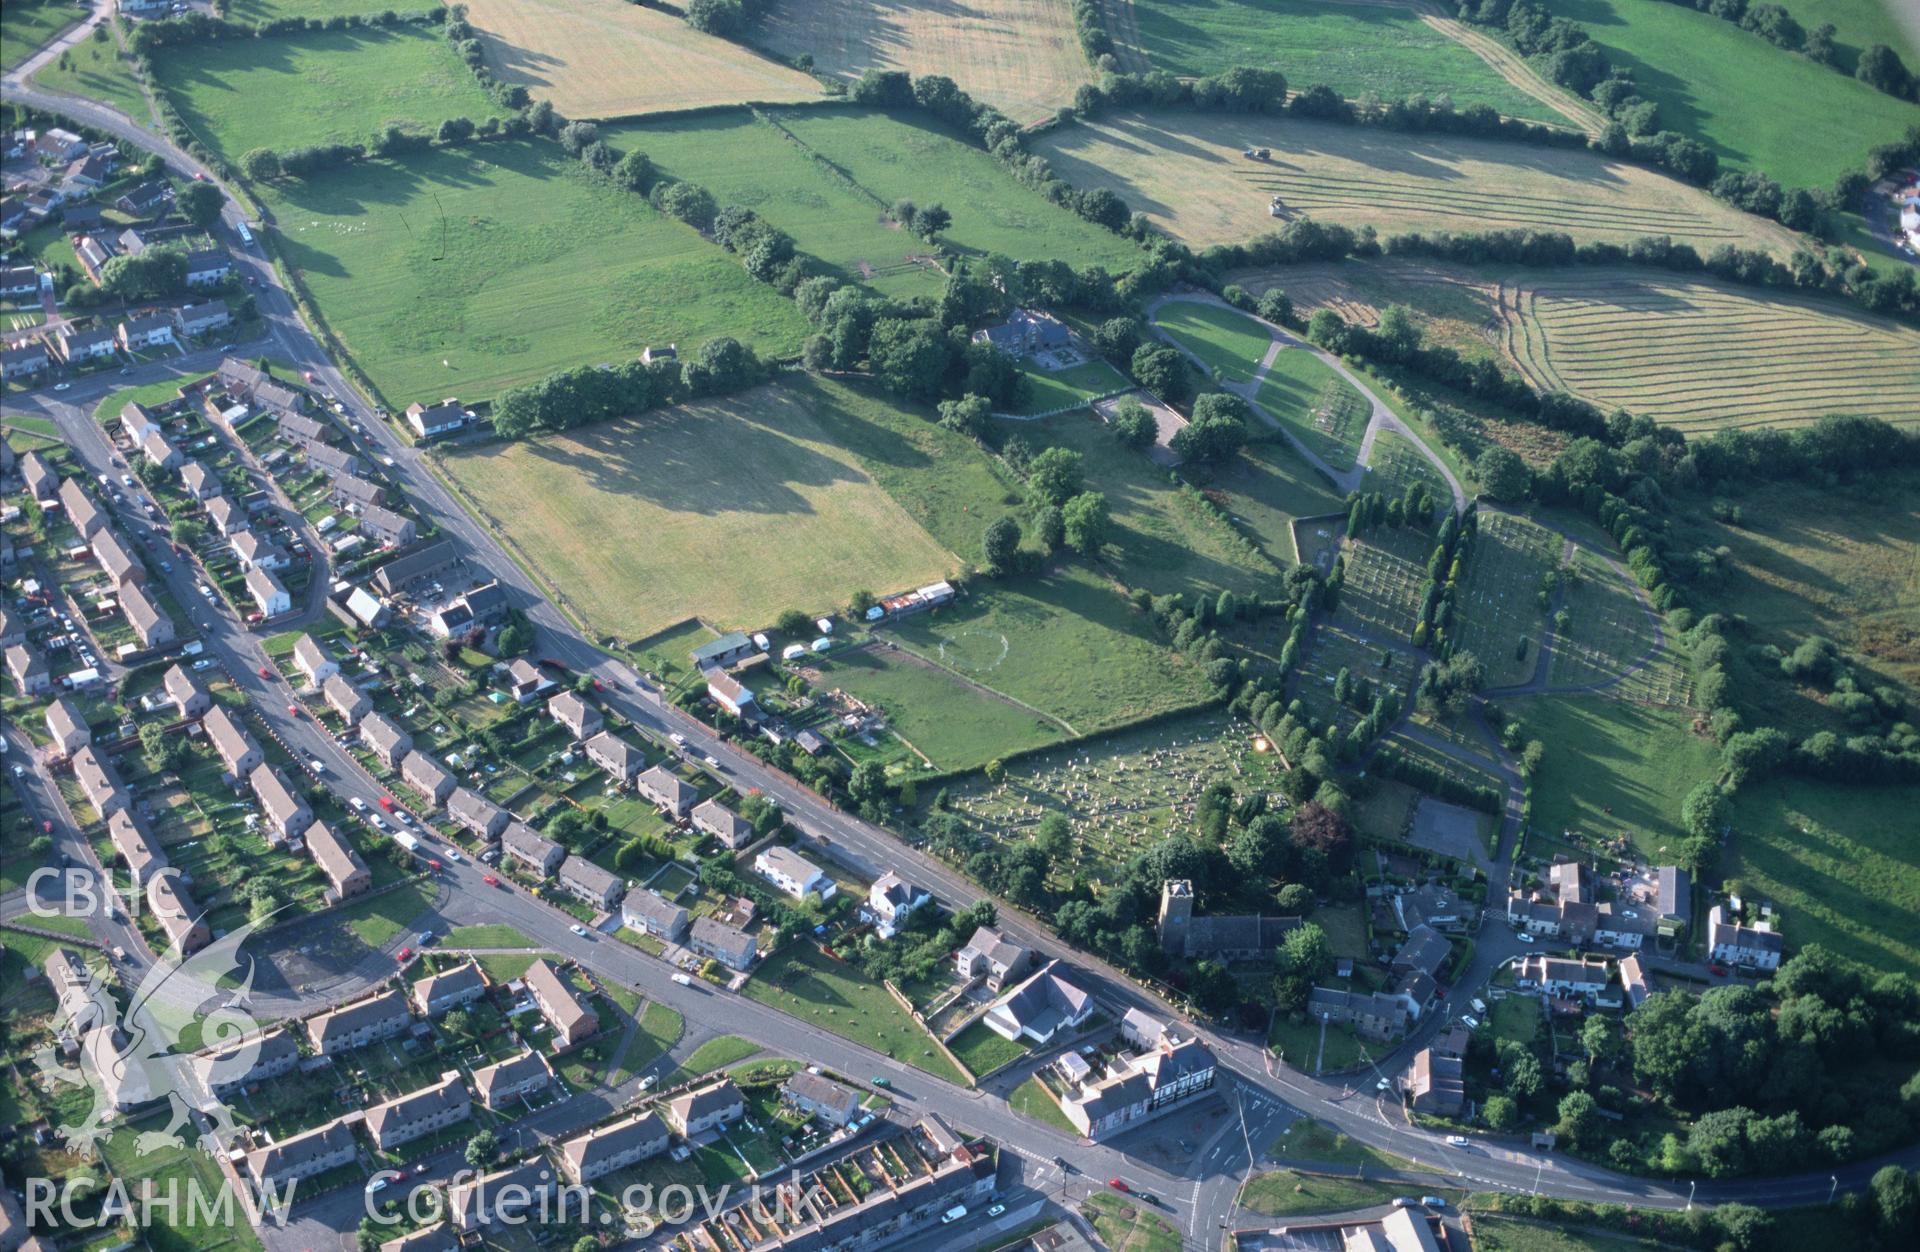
[770,106,1151,275]
[253,139,810,407]
[1,0,76,73]
[1127,0,1577,125]
[1083,1191,1183,1252]
[1256,347,1370,472]
[813,644,1068,772]
[599,108,941,302]
[1542,0,1920,189]
[438,380,960,644]
[751,0,1089,123]
[30,23,150,124]
[1034,110,1801,257]
[1152,299,1274,385]
[674,1034,763,1080]
[1511,696,1717,868]
[1268,1012,1366,1074]
[153,25,502,164]
[333,879,439,948]
[1010,1074,1079,1134]
[1724,778,1920,980]
[1268,1117,1417,1172]
[743,942,966,1084]
[462,0,820,120]
[446,924,537,948]
[946,1019,1029,1075]
[1192,434,1345,567]
[1240,1172,1460,1218]
[1009,358,1131,415]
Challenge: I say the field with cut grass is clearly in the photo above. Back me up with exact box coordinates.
[1772,0,1920,64]
[438,380,960,643]
[1724,777,1920,979]
[1542,0,1920,189]
[462,0,819,120]
[753,0,1090,123]
[254,140,809,405]
[1152,298,1273,384]
[1034,110,1800,256]
[1235,258,1501,364]
[770,107,1150,275]
[31,23,150,124]
[1499,269,1920,434]
[1,0,75,73]
[226,0,404,20]
[1121,0,1576,125]
[814,643,1068,770]
[153,25,501,163]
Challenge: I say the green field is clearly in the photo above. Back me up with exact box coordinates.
[769,107,1150,274]
[674,1034,763,1081]
[1268,1117,1417,1171]
[1548,548,1690,706]
[1127,0,1569,123]
[814,644,1067,771]
[1724,778,1920,979]
[600,109,940,301]
[1,0,75,73]
[1543,0,1920,188]
[31,23,150,123]
[1188,434,1344,566]
[1010,358,1131,415]
[255,139,810,406]
[1152,299,1273,384]
[1256,347,1369,472]
[227,0,407,20]
[1774,0,1920,64]
[439,380,960,644]
[743,942,966,1083]
[1512,695,1717,867]
[154,25,501,163]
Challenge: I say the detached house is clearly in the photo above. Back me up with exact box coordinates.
[984,960,1094,1045]
[754,845,834,902]
[404,397,469,441]
[637,764,696,819]
[782,1071,860,1127]
[867,870,930,935]
[548,690,601,740]
[956,926,1032,991]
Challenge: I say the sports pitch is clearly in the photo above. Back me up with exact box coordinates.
[462,0,821,119]
[1033,110,1802,256]
[437,382,962,643]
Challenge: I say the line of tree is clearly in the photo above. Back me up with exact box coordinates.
[126,7,445,57]
[1644,0,1918,102]
[1369,741,1503,812]
[1070,0,1112,61]
[488,338,767,439]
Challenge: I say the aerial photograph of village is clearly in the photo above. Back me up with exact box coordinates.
[0,0,1916,1250]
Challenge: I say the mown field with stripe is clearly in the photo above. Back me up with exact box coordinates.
[1498,271,1920,433]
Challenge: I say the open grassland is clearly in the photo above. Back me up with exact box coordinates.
[1543,0,1920,189]
[1455,510,1562,688]
[1548,547,1690,705]
[1468,1214,1667,1250]
[1123,0,1573,125]
[1235,258,1501,364]
[1190,436,1345,566]
[601,109,939,300]
[1033,110,1800,256]
[30,23,150,125]
[152,26,500,163]
[1153,299,1273,384]
[462,0,818,120]
[770,107,1150,275]
[1,0,75,72]
[1773,0,1920,65]
[1511,695,1716,867]
[814,644,1067,771]
[1724,777,1920,980]
[1499,269,1920,434]
[255,141,808,404]
[438,381,960,643]
[226,0,408,20]
[753,0,1089,123]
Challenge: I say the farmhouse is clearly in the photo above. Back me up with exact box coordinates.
[524,959,595,1048]
[365,1071,471,1151]
[666,1078,744,1137]
[321,672,370,725]
[688,915,756,971]
[448,787,510,840]
[402,750,456,805]
[621,891,689,943]
[782,1071,861,1127]
[414,962,488,1017]
[957,926,1032,990]
[244,566,291,617]
[548,690,602,740]
[250,764,313,846]
[245,1119,356,1192]
[1157,879,1298,961]
[637,764,697,819]
[205,704,263,776]
[359,710,413,768]
[691,797,752,849]
[306,988,411,1055]
[306,820,371,901]
[405,397,471,440]
[558,1112,669,1185]
[162,663,210,718]
[502,820,565,877]
[557,857,626,912]
[1707,905,1784,970]
[472,1050,555,1111]
[45,695,91,756]
[107,810,165,888]
[754,845,834,901]
[985,960,1095,1045]
[584,730,643,784]
[71,745,128,820]
[974,307,1069,355]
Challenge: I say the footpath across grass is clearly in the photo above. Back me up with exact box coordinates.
[743,942,966,1084]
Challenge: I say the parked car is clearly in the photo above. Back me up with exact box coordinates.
[1107,1179,1129,1193]
[1392,1197,1417,1209]
[671,973,693,987]
[1446,1135,1470,1147]
[482,874,501,888]
[350,797,368,812]
[570,924,589,938]
[1421,1196,1448,1209]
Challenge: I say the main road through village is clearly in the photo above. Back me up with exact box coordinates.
[5,56,1916,1249]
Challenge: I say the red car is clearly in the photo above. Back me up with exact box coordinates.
[258,666,272,678]
[591,678,605,692]
[286,703,302,718]
[378,795,396,812]
[1709,964,1729,976]
[396,947,412,962]
[1108,1179,1129,1193]
[483,874,501,888]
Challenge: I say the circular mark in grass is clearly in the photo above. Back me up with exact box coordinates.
[934,629,1010,674]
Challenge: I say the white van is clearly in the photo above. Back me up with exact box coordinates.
[941,1205,968,1225]
[671,973,694,987]
[1470,997,1488,1015]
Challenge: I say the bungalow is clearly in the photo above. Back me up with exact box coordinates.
[1307,987,1410,1042]
[359,711,413,768]
[755,846,834,901]
[179,460,220,501]
[868,870,930,933]
[244,566,290,617]
[141,428,181,472]
[501,820,565,877]
[471,1050,555,1111]
[329,473,386,511]
[984,960,1094,1045]
[182,248,230,288]
[73,237,113,284]
[118,314,175,353]
[305,987,411,1055]
[321,672,370,725]
[1707,905,1784,971]
[59,478,107,539]
[71,745,127,820]
[6,643,48,696]
[404,397,469,441]
[365,1071,471,1151]
[92,530,144,585]
[246,1119,357,1192]
[414,962,488,1017]
[691,797,753,850]
[548,690,602,740]
[147,872,211,953]
[250,764,313,847]
[782,1071,861,1127]
[114,181,172,218]
[402,750,456,806]
[1,342,48,380]
[558,1112,669,1185]
[705,668,756,718]
[123,580,175,648]
[305,444,360,479]
[447,787,509,840]
[230,529,286,572]
[584,730,643,784]
[56,325,116,363]
[174,299,230,338]
[306,820,371,900]
[687,915,756,971]
[689,631,755,669]
[956,926,1032,991]
[502,657,547,703]
[524,959,595,1048]
[557,857,626,912]
[637,764,696,819]
[277,411,329,451]
[291,633,338,684]
[162,663,210,718]
[621,891,688,943]
[46,695,91,756]
[19,450,57,500]
[357,503,415,547]
[665,1078,744,1137]
[448,1158,558,1231]
[0,264,37,297]
[205,704,263,776]
[205,495,248,537]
